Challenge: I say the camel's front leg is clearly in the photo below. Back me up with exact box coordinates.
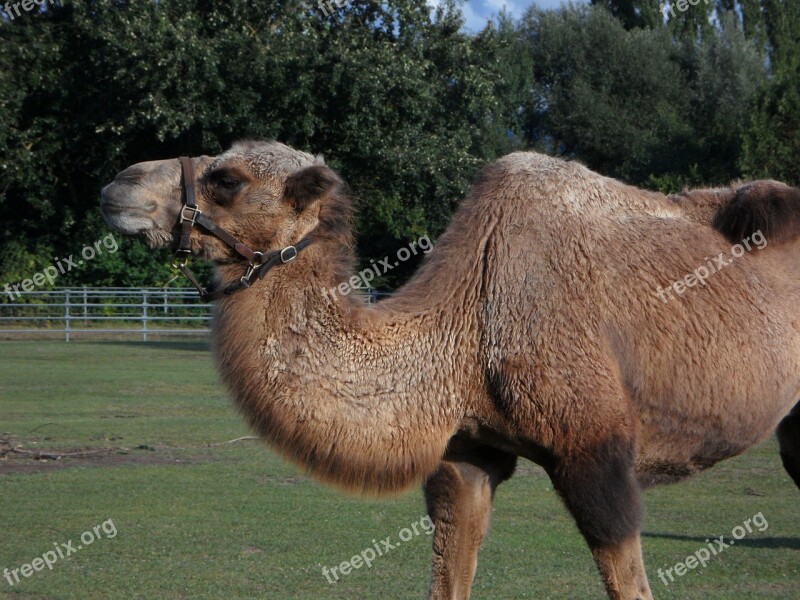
[423,447,516,600]
[551,436,653,600]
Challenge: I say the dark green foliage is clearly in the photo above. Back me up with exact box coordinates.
[741,73,800,185]
[520,5,764,189]
[521,6,693,184]
[675,12,767,185]
[0,0,523,289]
[741,0,800,184]
[0,0,797,290]
[590,0,663,30]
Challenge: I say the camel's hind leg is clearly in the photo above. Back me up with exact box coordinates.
[423,445,516,600]
[551,437,652,600]
[777,400,800,488]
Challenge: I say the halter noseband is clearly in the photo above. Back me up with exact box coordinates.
[173,156,312,301]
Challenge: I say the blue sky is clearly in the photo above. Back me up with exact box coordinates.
[429,0,583,32]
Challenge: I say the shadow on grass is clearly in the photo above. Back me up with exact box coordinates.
[643,532,800,550]
[97,340,210,352]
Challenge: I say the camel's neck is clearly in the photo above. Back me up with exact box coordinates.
[211,239,475,494]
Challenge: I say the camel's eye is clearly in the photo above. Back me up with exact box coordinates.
[218,177,240,190]
[206,169,244,201]
[210,173,241,190]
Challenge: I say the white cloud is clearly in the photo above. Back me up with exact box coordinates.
[485,0,521,12]
[461,2,486,31]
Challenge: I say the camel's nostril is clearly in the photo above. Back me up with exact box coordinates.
[114,165,147,184]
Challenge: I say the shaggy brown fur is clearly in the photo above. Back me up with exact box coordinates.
[101,142,800,600]
[714,181,800,245]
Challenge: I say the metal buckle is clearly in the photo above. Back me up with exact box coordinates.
[280,245,298,263]
[179,205,202,225]
[172,249,191,269]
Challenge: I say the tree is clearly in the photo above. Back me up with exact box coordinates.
[520,5,694,184]
[0,0,525,290]
[590,0,663,29]
[676,11,766,184]
[519,4,765,190]
[741,1,800,184]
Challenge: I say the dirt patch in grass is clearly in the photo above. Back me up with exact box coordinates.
[0,447,213,475]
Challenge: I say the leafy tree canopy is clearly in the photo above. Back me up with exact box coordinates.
[0,0,796,289]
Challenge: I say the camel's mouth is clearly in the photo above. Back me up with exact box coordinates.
[101,183,158,235]
[103,211,160,239]
[101,159,185,244]
[101,182,179,252]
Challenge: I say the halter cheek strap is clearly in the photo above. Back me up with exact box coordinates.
[173,156,312,301]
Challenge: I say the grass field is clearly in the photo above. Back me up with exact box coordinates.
[1,341,798,599]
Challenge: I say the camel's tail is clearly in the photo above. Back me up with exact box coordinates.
[713,180,800,246]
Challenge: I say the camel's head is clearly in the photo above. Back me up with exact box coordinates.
[101,141,347,261]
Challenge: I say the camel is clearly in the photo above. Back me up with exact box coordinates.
[100,140,800,600]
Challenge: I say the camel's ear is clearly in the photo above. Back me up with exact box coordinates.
[283,165,342,213]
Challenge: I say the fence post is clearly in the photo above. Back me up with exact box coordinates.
[142,289,148,342]
[83,286,88,326]
[64,290,71,342]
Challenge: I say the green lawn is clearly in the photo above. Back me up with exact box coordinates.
[0,342,798,599]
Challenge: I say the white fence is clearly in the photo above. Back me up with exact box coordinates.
[0,287,391,341]
[0,288,212,341]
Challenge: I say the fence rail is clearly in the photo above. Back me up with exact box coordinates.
[0,286,390,341]
[0,288,212,341]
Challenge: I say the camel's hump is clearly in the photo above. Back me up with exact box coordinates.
[713,180,800,246]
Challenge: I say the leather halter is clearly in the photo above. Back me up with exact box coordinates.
[173,156,312,301]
